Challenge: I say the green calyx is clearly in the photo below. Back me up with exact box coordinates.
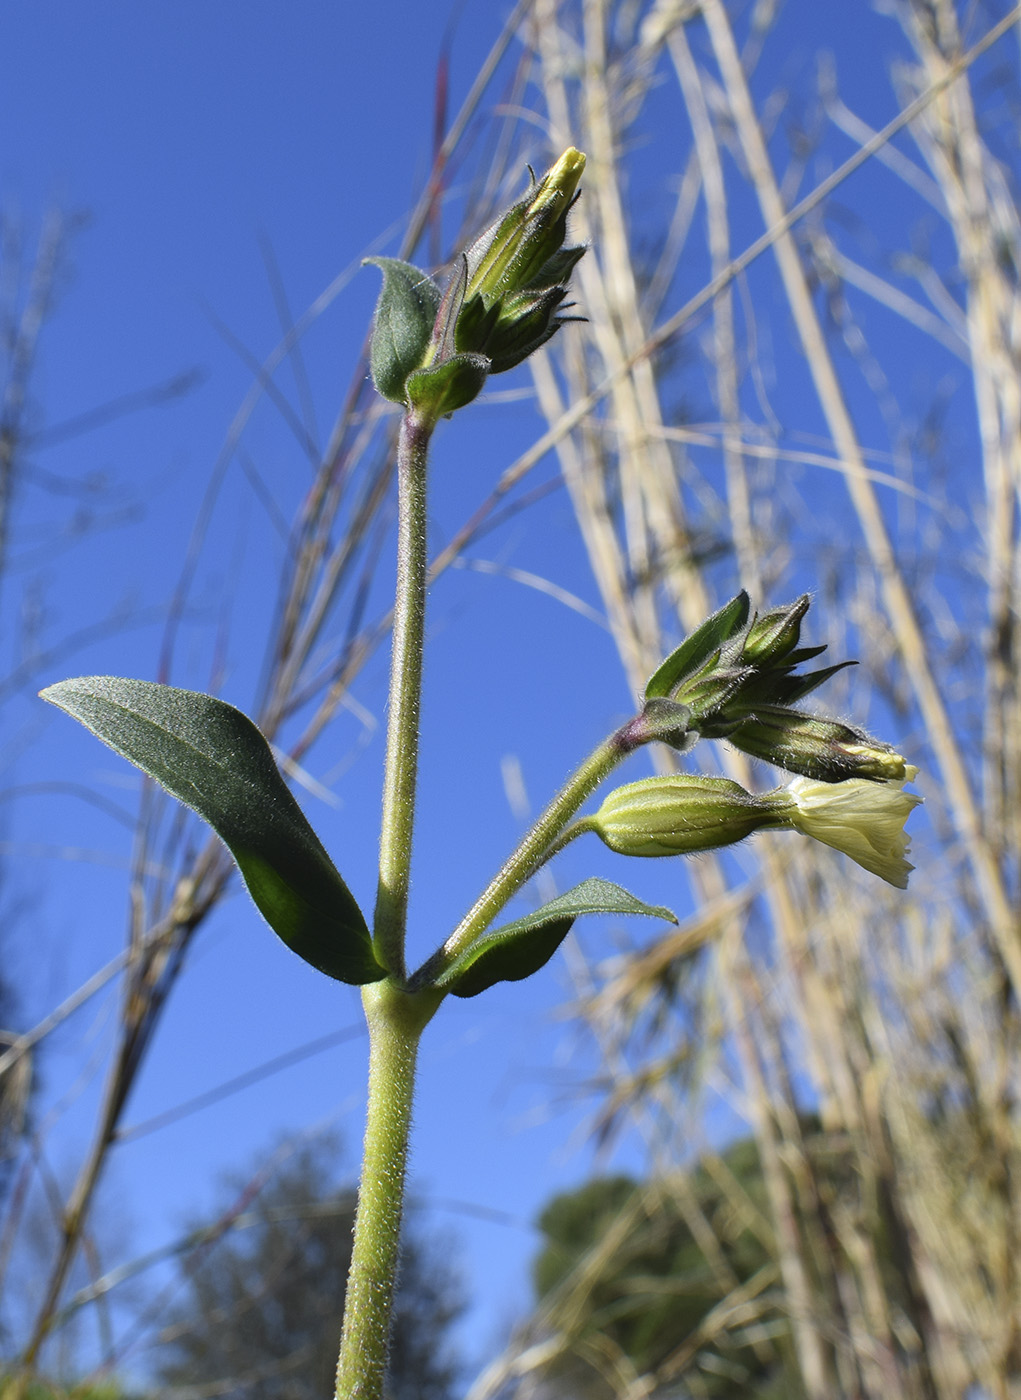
[586,775,773,858]
[583,769,921,889]
[639,592,908,783]
[442,148,587,380]
[463,148,586,302]
[456,280,579,374]
[726,707,910,782]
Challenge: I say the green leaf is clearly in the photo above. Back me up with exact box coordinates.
[437,877,676,999]
[405,352,490,421]
[41,677,385,985]
[644,592,750,700]
[363,257,442,404]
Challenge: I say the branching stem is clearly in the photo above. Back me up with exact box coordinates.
[412,717,643,987]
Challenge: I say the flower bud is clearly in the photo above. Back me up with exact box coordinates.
[463,148,587,302]
[443,149,587,377]
[727,706,910,782]
[363,150,586,415]
[740,596,810,665]
[640,595,914,793]
[766,774,922,888]
[678,666,755,735]
[587,775,772,858]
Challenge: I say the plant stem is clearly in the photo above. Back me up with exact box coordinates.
[373,408,433,979]
[336,408,437,1397]
[335,980,440,1400]
[413,717,643,986]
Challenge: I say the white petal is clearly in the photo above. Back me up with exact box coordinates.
[784,775,922,889]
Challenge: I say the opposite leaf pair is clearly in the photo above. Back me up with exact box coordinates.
[42,588,920,1004]
[40,677,671,998]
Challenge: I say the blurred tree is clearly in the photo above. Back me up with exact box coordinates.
[530,1137,811,1399]
[0,1383,138,1400]
[153,1137,462,1400]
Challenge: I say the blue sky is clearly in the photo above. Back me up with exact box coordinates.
[0,0,999,1385]
[0,2,650,1374]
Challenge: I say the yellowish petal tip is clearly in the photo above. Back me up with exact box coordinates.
[536,149,586,207]
[843,743,913,781]
[557,147,586,172]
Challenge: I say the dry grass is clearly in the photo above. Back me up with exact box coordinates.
[470,1,1021,1396]
[2,3,1019,1396]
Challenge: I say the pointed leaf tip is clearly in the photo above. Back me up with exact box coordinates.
[436,877,676,998]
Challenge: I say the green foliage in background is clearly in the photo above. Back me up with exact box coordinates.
[529,1123,941,1400]
[532,1139,788,1398]
[155,1138,462,1400]
[0,1383,138,1400]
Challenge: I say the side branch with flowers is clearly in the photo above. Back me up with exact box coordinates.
[36,148,919,1400]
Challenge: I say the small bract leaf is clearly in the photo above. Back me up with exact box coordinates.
[41,677,384,985]
[637,697,696,752]
[645,592,750,700]
[780,645,828,668]
[437,877,676,999]
[363,257,442,404]
[405,352,490,421]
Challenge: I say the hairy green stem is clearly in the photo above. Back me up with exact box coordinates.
[335,981,440,1400]
[412,717,643,987]
[373,409,433,979]
[336,407,438,1399]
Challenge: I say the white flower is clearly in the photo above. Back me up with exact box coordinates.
[779,774,922,888]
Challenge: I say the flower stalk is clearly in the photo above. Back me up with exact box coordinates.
[372,408,433,980]
[411,721,643,991]
[333,404,439,1399]
[338,148,594,1396]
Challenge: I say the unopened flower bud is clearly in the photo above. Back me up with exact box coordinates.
[727,706,910,782]
[675,666,750,734]
[363,149,586,416]
[766,774,922,888]
[586,775,772,858]
[446,149,587,376]
[640,596,913,796]
[740,596,810,665]
[579,765,921,888]
[464,149,587,302]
